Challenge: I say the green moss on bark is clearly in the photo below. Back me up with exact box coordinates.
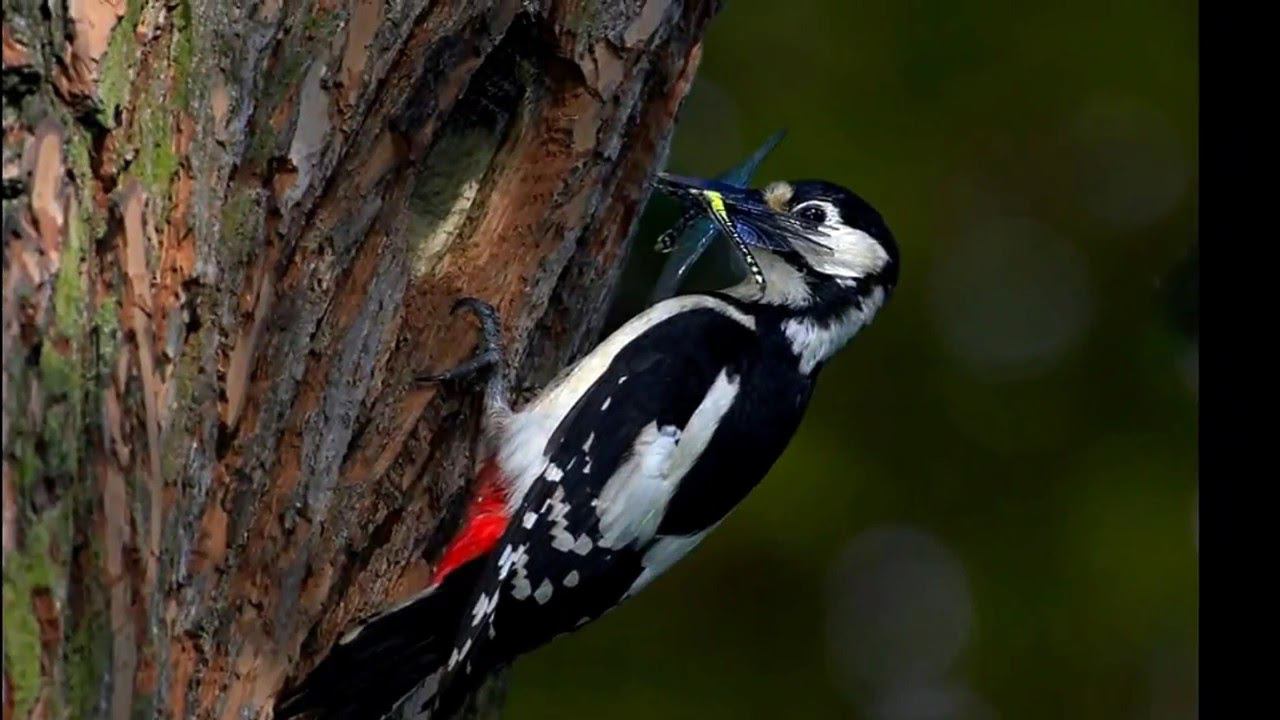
[304,6,344,39]
[172,0,196,110]
[135,98,179,204]
[42,194,88,483]
[245,123,279,172]
[2,508,70,719]
[219,187,262,267]
[65,600,110,720]
[94,295,121,373]
[98,0,145,127]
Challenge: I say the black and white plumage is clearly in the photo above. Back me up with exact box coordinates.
[275,178,900,720]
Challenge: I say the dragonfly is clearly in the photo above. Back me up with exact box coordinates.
[647,130,787,305]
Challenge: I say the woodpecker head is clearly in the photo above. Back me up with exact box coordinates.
[655,174,899,309]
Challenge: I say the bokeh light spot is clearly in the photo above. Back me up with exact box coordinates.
[930,217,1093,381]
[1069,97,1192,232]
[826,526,974,703]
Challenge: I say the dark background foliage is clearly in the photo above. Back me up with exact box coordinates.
[512,1,1197,718]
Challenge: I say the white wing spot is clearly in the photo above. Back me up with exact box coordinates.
[522,511,537,529]
[498,543,528,581]
[545,463,564,483]
[564,570,580,587]
[534,578,554,604]
[617,375,628,384]
[447,638,473,670]
[470,593,498,626]
[511,578,531,600]
[583,432,595,453]
[544,486,576,552]
[572,535,594,556]
[501,543,532,598]
[601,397,612,410]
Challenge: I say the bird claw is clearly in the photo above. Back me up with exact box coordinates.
[417,298,504,385]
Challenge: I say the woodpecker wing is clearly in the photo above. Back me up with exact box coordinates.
[409,304,761,718]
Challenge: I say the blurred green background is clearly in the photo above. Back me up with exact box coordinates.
[510,1,1197,718]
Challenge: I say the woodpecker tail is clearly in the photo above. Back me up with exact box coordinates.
[273,555,486,720]
[276,462,512,719]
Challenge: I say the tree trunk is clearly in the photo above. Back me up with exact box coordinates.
[1,1,716,718]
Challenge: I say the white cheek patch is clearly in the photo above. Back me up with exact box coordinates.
[798,225,890,279]
[788,200,889,280]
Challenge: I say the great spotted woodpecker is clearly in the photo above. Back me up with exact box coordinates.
[275,174,900,719]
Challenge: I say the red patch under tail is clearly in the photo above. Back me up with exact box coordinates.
[429,459,510,587]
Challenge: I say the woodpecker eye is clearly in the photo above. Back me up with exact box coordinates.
[795,204,827,224]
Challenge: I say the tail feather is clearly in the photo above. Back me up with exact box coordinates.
[275,558,487,720]
[278,460,513,719]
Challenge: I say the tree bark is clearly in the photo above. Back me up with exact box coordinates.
[1,1,716,718]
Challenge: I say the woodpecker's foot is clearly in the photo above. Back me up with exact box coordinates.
[418,298,503,384]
